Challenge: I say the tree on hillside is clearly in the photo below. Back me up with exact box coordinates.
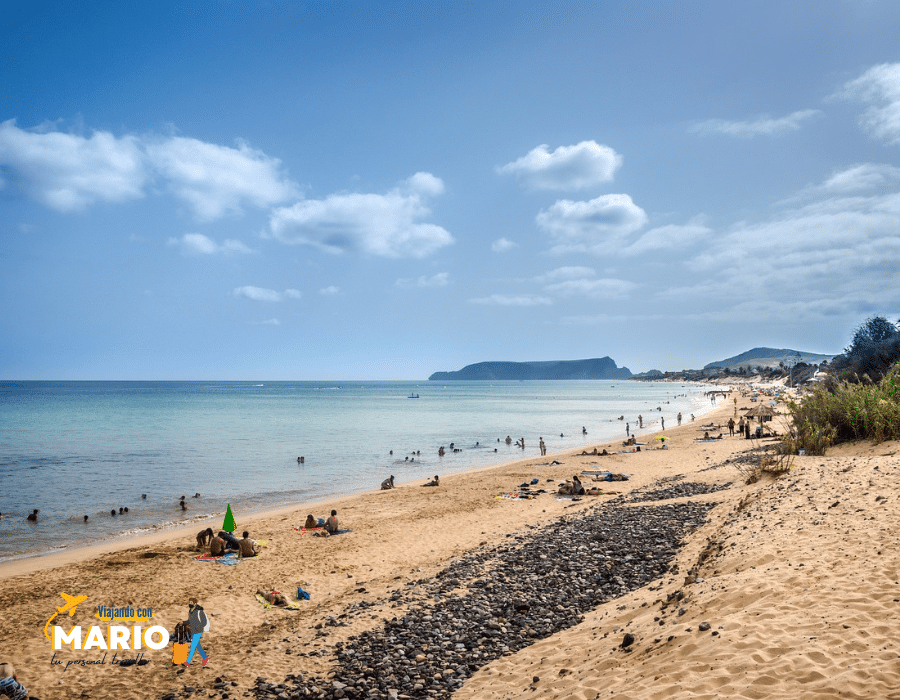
[845,316,899,358]
[832,315,900,382]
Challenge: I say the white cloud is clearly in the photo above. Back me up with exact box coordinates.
[544,277,637,299]
[233,286,301,302]
[266,172,454,258]
[620,217,713,257]
[396,272,450,288]
[319,286,340,295]
[691,109,820,138]
[491,237,517,253]
[0,121,298,219]
[497,141,622,190]
[535,266,596,283]
[535,266,635,299]
[841,63,900,144]
[145,136,297,220]
[819,164,900,193]
[677,190,900,318]
[0,119,146,211]
[468,294,552,307]
[536,194,648,254]
[168,233,255,255]
[255,318,281,325]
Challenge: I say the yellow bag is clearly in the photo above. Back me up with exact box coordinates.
[172,641,189,665]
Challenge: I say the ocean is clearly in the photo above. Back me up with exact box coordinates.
[0,380,717,561]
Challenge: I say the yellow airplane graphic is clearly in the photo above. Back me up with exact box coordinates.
[57,592,88,615]
[44,592,88,641]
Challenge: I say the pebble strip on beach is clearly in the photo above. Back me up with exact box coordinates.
[164,484,721,700]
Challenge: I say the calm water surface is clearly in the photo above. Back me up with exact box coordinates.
[0,380,718,561]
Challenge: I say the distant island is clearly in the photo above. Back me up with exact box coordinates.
[428,357,632,381]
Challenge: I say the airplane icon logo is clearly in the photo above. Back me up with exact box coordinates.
[56,592,88,616]
[44,592,88,640]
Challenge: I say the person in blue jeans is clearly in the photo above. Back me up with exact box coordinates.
[183,597,209,667]
[0,662,29,700]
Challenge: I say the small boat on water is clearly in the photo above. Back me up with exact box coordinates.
[407,393,420,398]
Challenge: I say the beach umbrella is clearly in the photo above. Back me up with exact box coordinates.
[744,404,776,423]
[223,503,237,532]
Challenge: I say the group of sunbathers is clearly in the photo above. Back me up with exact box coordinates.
[302,510,340,534]
[197,527,259,557]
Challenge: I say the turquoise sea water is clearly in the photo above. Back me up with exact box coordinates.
[0,380,716,561]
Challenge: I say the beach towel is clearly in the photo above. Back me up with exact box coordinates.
[254,593,304,610]
[193,551,239,565]
[294,526,352,536]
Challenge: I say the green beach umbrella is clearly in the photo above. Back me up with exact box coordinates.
[223,504,237,532]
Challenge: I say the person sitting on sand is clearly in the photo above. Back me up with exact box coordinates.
[196,527,214,550]
[572,474,586,496]
[218,530,240,550]
[209,533,226,557]
[256,589,288,607]
[324,509,339,534]
[0,662,29,700]
[381,475,395,490]
[303,514,319,529]
[422,475,439,487]
[238,531,259,558]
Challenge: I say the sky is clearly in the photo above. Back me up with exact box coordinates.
[2,0,900,380]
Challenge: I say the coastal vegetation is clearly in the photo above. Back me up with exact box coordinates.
[783,316,900,455]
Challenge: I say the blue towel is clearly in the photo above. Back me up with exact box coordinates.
[297,586,310,600]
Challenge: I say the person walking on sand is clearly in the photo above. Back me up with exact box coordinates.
[661,417,665,430]
[638,414,643,428]
[677,412,682,426]
[728,417,735,436]
[539,438,546,456]
[183,597,209,667]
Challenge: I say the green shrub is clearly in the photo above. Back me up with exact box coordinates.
[783,361,900,455]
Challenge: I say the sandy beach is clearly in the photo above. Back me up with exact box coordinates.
[3,385,898,700]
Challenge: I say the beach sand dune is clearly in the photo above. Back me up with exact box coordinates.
[3,394,897,699]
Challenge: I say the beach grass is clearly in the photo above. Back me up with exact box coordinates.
[782,361,900,454]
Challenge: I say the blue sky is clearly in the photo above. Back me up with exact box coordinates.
[2,1,900,379]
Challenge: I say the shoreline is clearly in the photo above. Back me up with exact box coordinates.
[2,392,795,700]
[0,384,725,574]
